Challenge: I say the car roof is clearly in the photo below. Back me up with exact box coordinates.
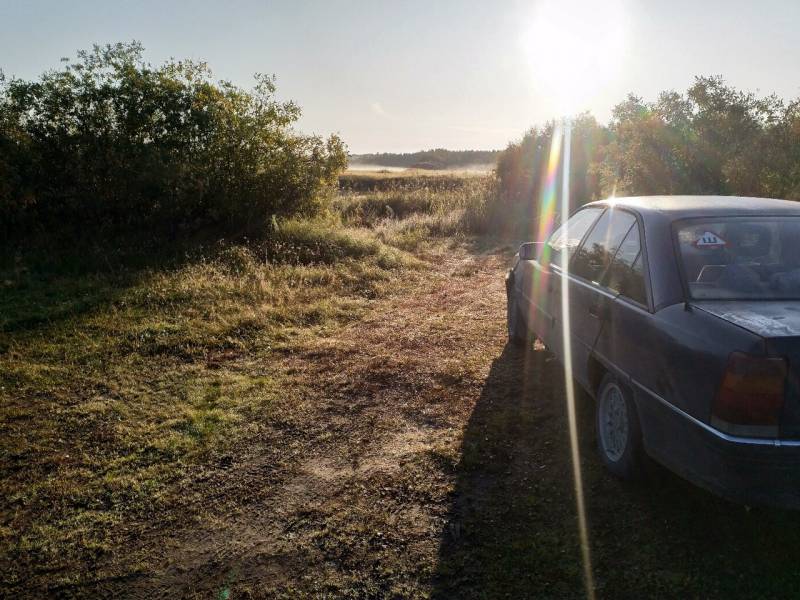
[583,195,800,221]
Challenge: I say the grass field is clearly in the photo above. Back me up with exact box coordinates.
[0,174,487,595]
[4,172,800,598]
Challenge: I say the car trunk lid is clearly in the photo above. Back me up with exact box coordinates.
[695,301,800,438]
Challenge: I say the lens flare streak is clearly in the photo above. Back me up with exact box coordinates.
[525,127,561,333]
[521,117,595,598]
[558,119,596,600]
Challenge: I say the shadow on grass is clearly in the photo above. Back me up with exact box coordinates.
[0,226,259,338]
[433,343,800,599]
[0,236,205,337]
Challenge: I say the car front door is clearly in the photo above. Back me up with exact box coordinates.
[520,207,604,353]
[565,207,638,390]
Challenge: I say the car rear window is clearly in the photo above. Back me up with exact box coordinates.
[676,217,800,299]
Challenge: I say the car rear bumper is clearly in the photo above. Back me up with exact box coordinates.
[633,382,800,509]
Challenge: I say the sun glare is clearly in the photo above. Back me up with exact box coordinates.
[521,0,627,115]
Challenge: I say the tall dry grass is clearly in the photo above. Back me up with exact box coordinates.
[334,174,495,249]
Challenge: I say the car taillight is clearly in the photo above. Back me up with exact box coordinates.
[711,352,787,438]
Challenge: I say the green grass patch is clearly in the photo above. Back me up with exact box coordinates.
[0,218,420,590]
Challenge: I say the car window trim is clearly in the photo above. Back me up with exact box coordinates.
[637,214,656,312]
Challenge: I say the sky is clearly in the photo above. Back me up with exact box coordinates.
[2,0,799,153]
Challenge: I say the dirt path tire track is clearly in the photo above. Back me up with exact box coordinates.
[117,245,513,598]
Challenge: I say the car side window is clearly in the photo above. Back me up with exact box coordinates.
[571,208,637,282]
[604,222,648,305]
[545,207,604,266]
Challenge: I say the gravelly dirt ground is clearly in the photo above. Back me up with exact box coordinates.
[24,241,800,599]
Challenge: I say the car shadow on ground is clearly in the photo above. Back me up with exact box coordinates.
[432,342,800,599]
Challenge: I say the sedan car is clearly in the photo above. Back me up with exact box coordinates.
[506,196,800,508]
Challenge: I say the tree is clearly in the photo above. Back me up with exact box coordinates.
[495,77,800,237]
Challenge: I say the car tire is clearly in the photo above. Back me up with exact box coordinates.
[596,373,643,480]
[506,277,529,347]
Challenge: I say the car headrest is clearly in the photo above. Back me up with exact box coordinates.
[726,223,771,259]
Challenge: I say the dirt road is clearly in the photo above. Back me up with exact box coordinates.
[106,244,517,598]
[84,243,800,599]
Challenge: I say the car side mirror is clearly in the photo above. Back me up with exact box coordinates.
[518,242,543,261]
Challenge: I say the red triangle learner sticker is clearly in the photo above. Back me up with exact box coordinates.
[694,231,728,248]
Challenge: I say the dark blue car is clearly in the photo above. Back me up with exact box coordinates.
[506,196,800,508]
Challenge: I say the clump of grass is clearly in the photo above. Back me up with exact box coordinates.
[264,218,409,269]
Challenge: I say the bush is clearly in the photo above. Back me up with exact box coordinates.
[0,42,347,244]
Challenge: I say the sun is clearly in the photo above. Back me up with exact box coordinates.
[520,0,628,116]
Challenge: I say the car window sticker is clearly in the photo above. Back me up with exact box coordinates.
[694,231,728,248]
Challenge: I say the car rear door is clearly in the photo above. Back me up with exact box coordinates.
[593,219,653,385]
[564,207,638,390]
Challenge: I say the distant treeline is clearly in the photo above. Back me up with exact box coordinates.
[0,42,346,247]
[350,149,500,170]
[492,76,800,237]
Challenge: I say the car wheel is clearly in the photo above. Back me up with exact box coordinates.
[596,373,643,479]
[506,283,529,347]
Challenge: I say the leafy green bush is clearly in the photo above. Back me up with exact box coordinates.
[0,42,347,243]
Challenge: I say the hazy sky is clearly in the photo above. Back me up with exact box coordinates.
[2,0,799,153]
